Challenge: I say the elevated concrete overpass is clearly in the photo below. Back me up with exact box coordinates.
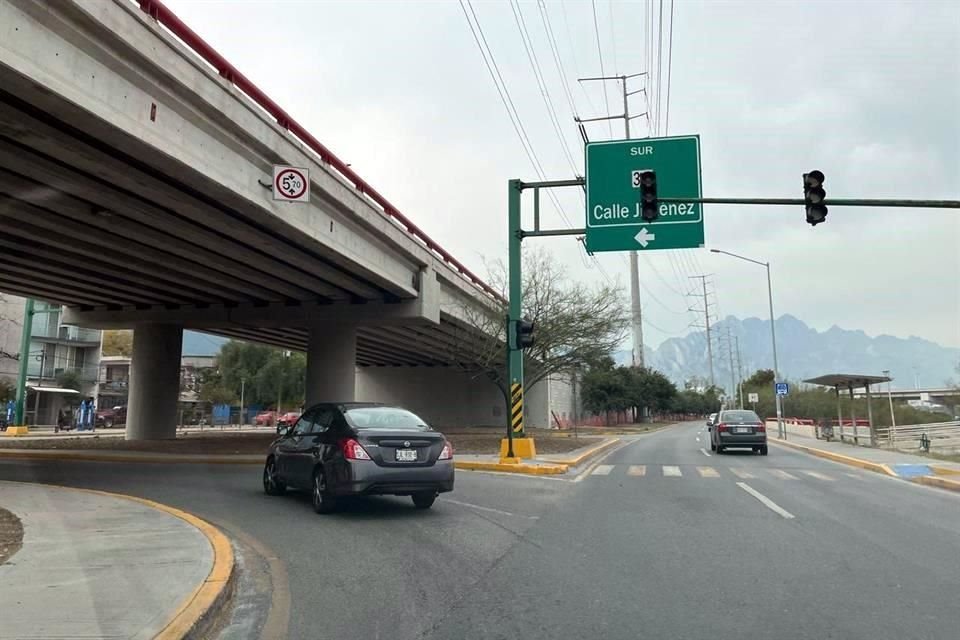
[0,0,508,436]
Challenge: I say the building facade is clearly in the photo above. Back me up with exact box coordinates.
[0,295,102,426]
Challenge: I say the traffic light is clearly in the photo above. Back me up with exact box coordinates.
[638,170,658,222]
[803,170,827,225]
[515,318,535,349]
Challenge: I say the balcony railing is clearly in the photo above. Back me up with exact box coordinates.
[29,319,100,343]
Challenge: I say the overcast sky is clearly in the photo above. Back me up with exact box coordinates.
[165,0,960,349]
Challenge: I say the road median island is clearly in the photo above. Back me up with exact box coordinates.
[0,481,234,640]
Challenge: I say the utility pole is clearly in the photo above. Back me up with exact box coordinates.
[735,335,745,409]
[725,326,736,409]
[689,275,715,389]
[576,72,648,367]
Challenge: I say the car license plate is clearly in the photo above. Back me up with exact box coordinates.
[396,449,417,462]
[734,427,751,434]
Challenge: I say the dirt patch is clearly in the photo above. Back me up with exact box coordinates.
[0,506,23,565]
[0,428,595,456]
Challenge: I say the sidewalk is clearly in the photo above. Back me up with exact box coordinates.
[771,432,960,486]
[0,481,231,639]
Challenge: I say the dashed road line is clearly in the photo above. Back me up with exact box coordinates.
[699,448,712,457]
[591,465,614,476]
[442,498,538,519]
[737,482,796,519]
[769,469,798,480]
[663,466,682,477]
[802,470,834,481]
[696,466,720,478]
[627,465,647,476]
[730,468,755,479]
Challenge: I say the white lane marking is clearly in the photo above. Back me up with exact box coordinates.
[844,472,865,480]
[699,447,712,457]
[730,468,755,479]
[803,470,834,481]
[663,465,682,477]
[627,465,646,476]
[769,469,798,480]
[697,466,720,478]
[737,482,795,519]
[442,498,538,519]
[591,464,614,475]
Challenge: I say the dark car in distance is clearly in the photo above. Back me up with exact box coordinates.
[262,402,454,513]
[709,409,767,455]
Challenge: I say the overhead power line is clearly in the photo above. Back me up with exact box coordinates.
[510,0,579,175]
[590,0,613,138]
[537,0,580,130]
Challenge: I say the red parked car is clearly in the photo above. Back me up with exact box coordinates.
[277,411,301,430]
[254,411,276,426]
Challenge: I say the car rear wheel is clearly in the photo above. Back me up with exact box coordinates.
[263,458,285,496]
[760,445,769,456]
[709,441,716,452]
[715,444,724,454]
[312,469,337,514]
[411,492,437,510]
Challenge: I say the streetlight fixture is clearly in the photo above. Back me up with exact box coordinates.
[710,248,785,440]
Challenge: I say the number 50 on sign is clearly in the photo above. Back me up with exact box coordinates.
[272,165,310,202]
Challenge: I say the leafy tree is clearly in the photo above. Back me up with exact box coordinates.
[743,369,775,388]
[55,369,82,391]
[102,330,133,357]
[216,340,306,408]
[0,378,15,403]
[446,249,630,426]
[581,363,677,423]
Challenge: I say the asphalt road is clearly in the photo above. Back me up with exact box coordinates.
[1,421,958,639]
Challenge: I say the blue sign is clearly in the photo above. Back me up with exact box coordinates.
[212,404,231,425]
[775,382,789,396]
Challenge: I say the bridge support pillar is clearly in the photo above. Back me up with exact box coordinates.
[305,324,356,407]
[126,324,183,440]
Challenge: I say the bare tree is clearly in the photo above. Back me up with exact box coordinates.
[443,249,629,418]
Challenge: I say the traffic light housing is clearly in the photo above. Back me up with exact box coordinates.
[638,170,658,222]
[803,170,827,225]
[515,318,535,350]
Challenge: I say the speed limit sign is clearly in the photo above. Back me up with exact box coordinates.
[272,165,310,202]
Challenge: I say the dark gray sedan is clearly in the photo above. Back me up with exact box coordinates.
[262,402,454,513]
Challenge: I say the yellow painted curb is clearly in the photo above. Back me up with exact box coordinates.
[547,437,621,467]
[0,449,261,465]
[769,438,898,477]
[454,460,569,475]
[3,426,30,436]
[913,475,960,493]
[930,466,960,477]
[3,481,234,639]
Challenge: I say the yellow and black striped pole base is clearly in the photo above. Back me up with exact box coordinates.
[510,382,524,436]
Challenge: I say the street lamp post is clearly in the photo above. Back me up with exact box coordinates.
[710,249,785,440]
[882,370,896,447]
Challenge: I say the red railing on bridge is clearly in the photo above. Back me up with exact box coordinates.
[136,0,505,303]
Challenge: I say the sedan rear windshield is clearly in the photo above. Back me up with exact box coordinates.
[344,407,430,431]
[720,410,761,423]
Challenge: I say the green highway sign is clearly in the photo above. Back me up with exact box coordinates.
[585,135,704,252]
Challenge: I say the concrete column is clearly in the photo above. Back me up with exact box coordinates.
[305,324,356,407]
[126,324,183,440]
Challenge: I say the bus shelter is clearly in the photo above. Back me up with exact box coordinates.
[803,373,891,446]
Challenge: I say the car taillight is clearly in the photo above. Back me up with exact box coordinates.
[438,441,453,460]
[755,423,766,432]
[341,438,371,460]
[717,423,728,432]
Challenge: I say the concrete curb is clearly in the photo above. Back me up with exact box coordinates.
[0,449,262,465]
[3,481,235,640]
[912,475,960,493]
[930,465,960,477]
[768,438,898,477]
[454,460,569,475]
[544,437,621,467]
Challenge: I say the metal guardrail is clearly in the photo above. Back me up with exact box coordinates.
[876,421,960,453]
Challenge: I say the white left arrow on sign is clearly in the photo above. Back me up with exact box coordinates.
[634,227,656,248]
